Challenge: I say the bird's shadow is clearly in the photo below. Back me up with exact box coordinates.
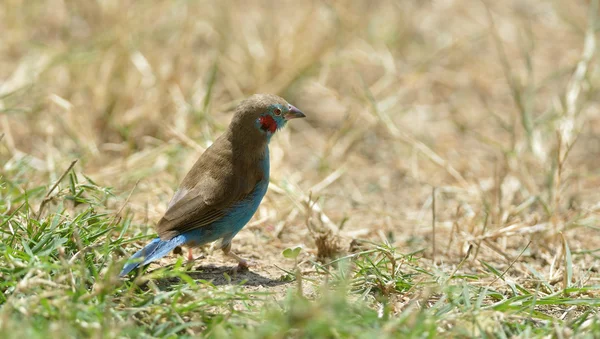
[149,265,292,290]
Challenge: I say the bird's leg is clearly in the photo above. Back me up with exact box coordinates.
[221,242,251,269]
[174,246,195,262]
[187,248,194,262]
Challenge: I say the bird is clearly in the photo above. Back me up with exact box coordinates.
[119,94,306,277]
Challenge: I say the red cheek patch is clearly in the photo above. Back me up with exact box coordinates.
[259,115,277,133]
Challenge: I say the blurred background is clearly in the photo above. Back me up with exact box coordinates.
[1,0,599,272]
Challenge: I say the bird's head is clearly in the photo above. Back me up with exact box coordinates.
[230,94,305,141]
[255,102,306,135]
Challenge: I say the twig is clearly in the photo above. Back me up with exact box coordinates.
[270,182,338,233]
[310,165,346,195]
[36,159,78,219]
[481,0,533,151]
[552,0,595,224]
[472,212,489,261]
[487,241,531,287]
[109,179,140,227]
[432,186,437,264]
[560,232,573,291]
[167,126,205,152]
[447,244,472,283]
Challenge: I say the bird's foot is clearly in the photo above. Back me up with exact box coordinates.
[221,242,257,271]
[231,259,257,273]
[223,247,255,271]
[236,258,257,269]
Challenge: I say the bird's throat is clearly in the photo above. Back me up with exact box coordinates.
[258,115,277,133]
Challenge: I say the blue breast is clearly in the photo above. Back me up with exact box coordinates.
[225,146,270,233]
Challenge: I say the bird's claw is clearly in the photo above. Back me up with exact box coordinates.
[238,259,257,268]
[232,259,256,273]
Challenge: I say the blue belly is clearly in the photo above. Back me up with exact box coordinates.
[179,147,270,246]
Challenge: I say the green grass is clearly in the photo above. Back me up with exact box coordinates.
[1,168,600,337]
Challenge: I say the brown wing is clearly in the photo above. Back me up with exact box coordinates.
[156,135,262,240]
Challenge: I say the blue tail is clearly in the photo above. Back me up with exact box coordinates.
[119,236,186,277]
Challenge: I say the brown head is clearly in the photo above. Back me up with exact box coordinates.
[226,94,305,152]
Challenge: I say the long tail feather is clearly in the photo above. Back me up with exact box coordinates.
[119,236,186,277]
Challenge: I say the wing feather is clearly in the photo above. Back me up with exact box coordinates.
[156,135,262,240]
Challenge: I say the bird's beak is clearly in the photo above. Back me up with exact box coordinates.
[284,105,306,120]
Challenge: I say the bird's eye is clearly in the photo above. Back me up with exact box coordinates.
[274,108,281,116]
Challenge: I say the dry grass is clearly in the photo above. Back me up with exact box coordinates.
[2,0,600,336]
